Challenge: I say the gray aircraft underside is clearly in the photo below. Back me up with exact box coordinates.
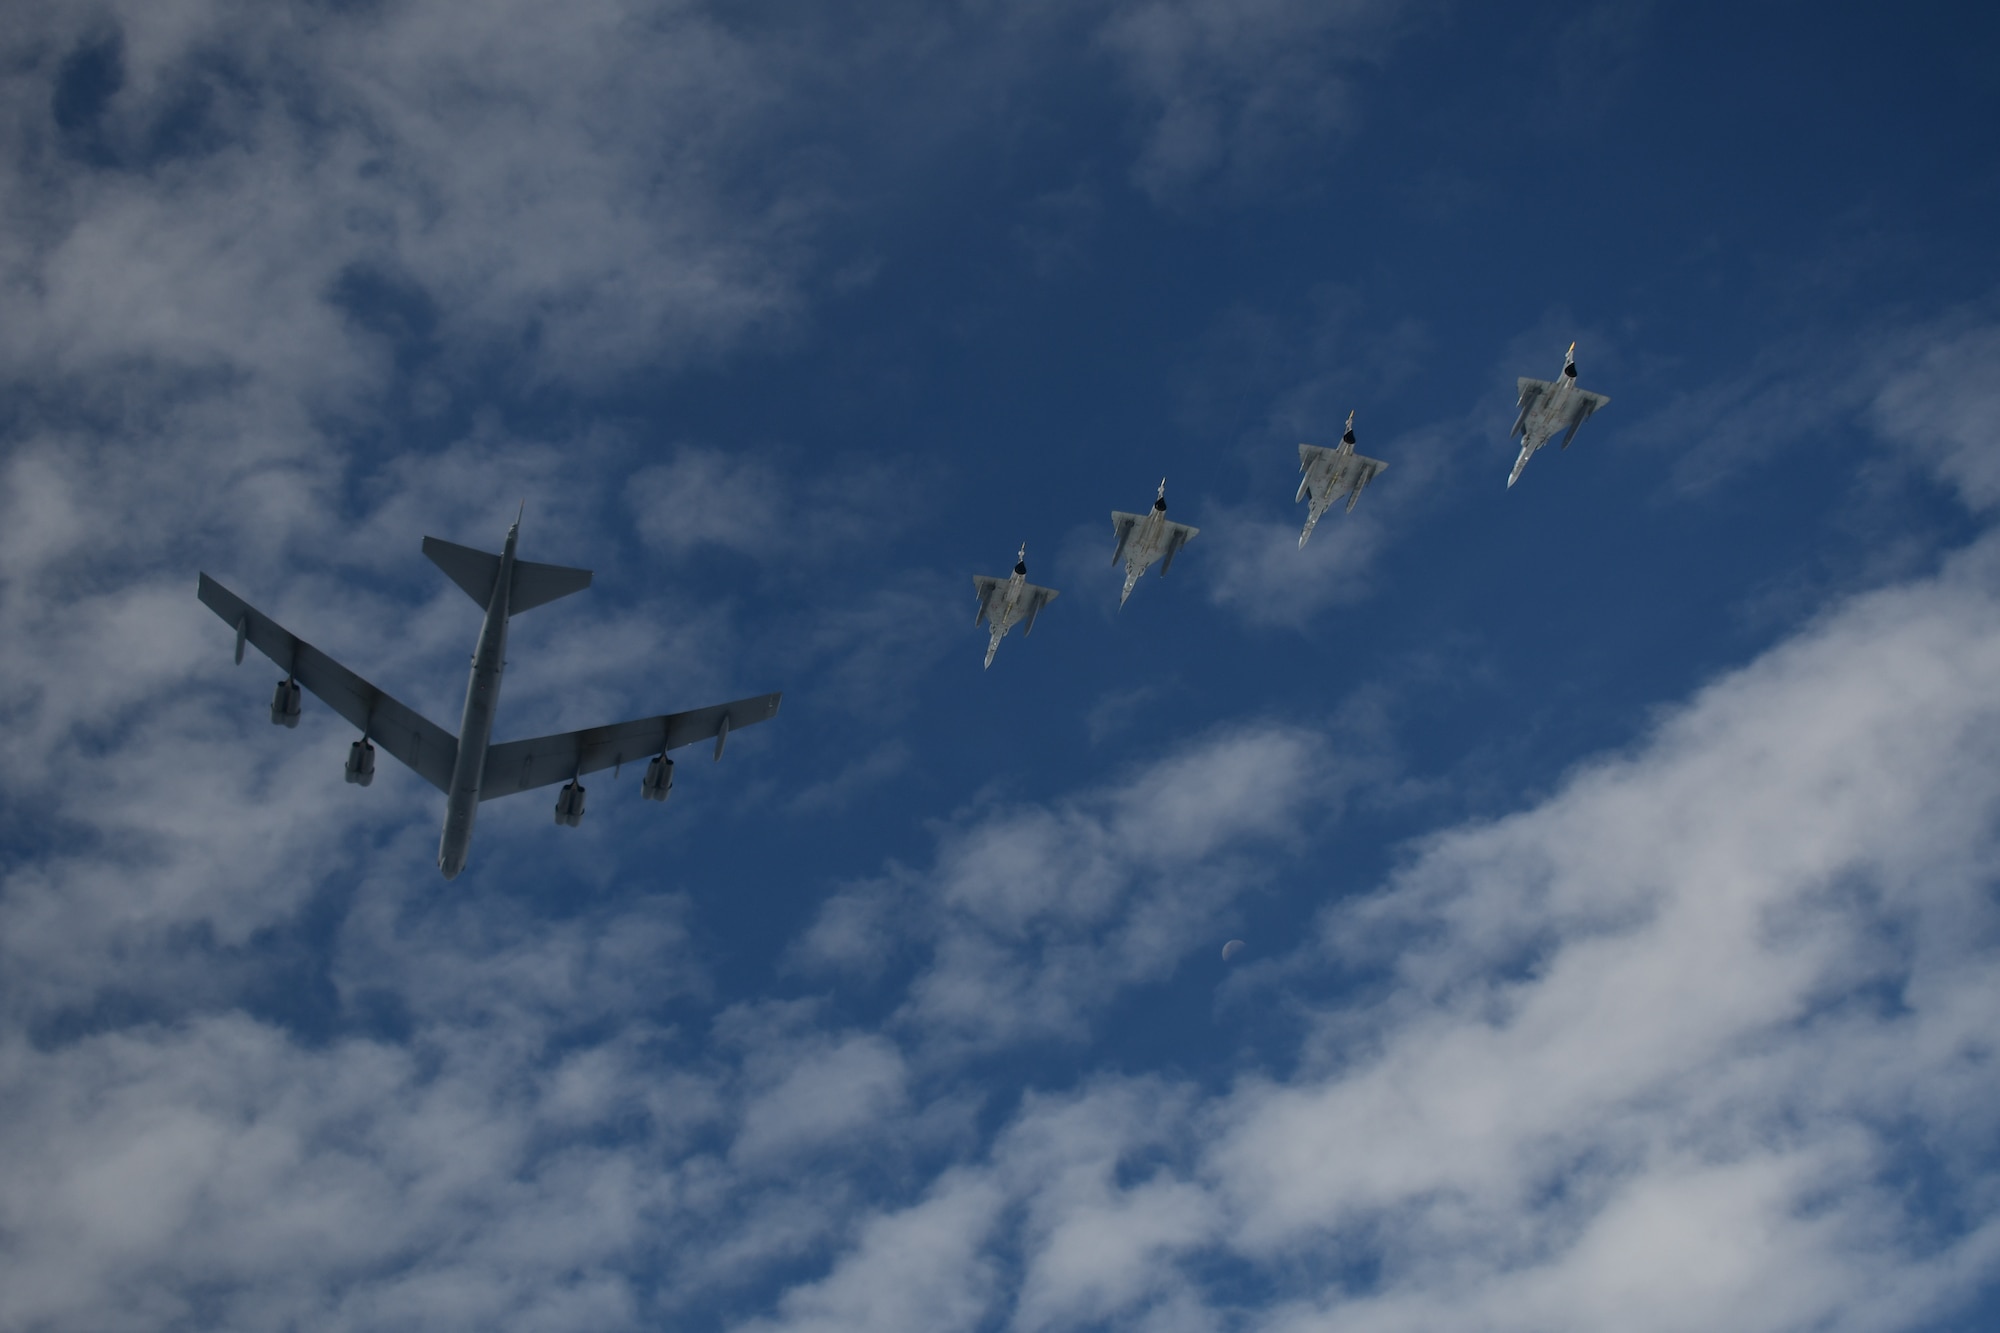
[198,518,780,879]
[1111,480,1200,606]
[973,545,1060,668]
[1297,411,1388,547]
[1508,342,1612,488]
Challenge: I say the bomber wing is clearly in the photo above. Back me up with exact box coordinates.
[478,692,782,801]
[197,574,458,792]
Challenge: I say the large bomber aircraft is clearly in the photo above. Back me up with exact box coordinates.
[1507,343,1612,488]
[1296,411,1388,547]
[972,544,1059,668]
[1111,480,1200,607]
[198,514,780,879]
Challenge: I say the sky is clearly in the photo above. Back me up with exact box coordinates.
[3,1,2000,1329]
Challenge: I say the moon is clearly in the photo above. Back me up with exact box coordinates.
[1221,939,1246,961]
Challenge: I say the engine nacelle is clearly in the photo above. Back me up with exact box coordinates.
[641,754,674,803]
[554,780,586,828]
[345,739,376,786]
[270,679,302,728]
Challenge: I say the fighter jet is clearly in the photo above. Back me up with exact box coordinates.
[198,513,780,879]
[1295,411,1389,547]
[972,544,1059,668]
[1507,342,1611,488]
[1110,479,1200,606]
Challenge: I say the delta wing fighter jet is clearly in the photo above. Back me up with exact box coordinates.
[1296,411,1388,547]
[1507,342,1611,488]
[198,513,780,879]
[973,544,1059,668]
[1111,479,1200,607]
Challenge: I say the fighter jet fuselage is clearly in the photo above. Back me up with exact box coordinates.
[1507,344,1611,488]
[1110,481,1200,606]
[1296,411,1388,546]
[972,545,1059,668]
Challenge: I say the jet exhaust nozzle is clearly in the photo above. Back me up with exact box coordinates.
[345,739,376,786]
[270,679,302,727]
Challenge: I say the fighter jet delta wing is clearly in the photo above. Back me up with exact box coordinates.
[1562,390,1612,447]
[197,573,458,791]
[974,544,1059,668]
[1158,522,1198,572]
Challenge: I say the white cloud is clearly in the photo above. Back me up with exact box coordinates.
[1188,531,2000,1330]
[794,723,1369,1052]
[731,1032,909,1165]
[1872,323,2000,511]
[1098,0,1424,199]
[737,1171,1004,1333]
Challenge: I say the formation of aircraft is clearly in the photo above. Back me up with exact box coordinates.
[198,512,779,879]
[965,341,1612,663]
[199,343,1609,872]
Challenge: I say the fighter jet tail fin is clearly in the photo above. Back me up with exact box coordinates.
[510,559,593,615]
[424,537,503,608]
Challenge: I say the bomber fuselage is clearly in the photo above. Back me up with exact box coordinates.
[438,522,518,879]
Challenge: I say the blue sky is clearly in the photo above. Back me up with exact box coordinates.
[4,1,2000,1329]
